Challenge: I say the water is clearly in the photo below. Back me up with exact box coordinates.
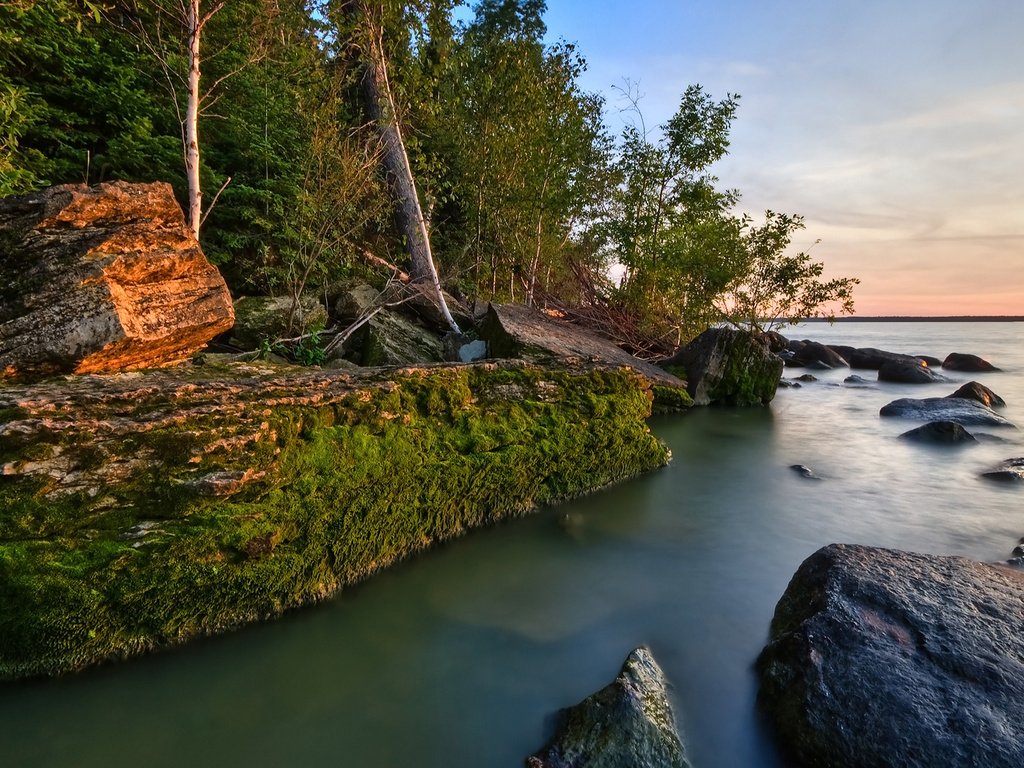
[2,322,1022,767]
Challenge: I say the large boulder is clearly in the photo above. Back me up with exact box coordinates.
[527,647,690,768]
[899,420,978,444]
[947,381,1005,408]
[786,340,849,369]
[829,345,921,370]
[758,544,1024,767]
[943,352,1000,372]
[0,182,234,380]
[880,396,1015,427]
[664,327,783,406]
[480,303,686,391]
[344,308,444,366]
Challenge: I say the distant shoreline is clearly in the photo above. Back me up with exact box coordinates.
[804,316,1024,323]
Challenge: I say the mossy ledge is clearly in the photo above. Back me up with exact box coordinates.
[0,360,669,680]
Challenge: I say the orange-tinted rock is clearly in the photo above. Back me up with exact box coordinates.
[0,181,234,380]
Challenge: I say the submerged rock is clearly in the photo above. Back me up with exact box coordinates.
[981,458,1024,483]
[943,352,1000,372]
[947,381,1005,408]
[663,327,783,406]
[789,464,821,479]
[0,181,234,380]
[527,647,690,768]
[758,543,1024,768]
[879,396,1015,427]
[843,374,871,386]
[898,420,978,444]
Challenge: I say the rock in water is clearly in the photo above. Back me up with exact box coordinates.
[942,352,1000,372]
[877,359,948,384]
[981,458,1024,482]
[528,647,690,768]
[947,381,1006,408]
[899,420,978,444]
[663,327,783,406]
[758,544,1024,768]
[879,396,1015,427]
[0,182,233,380]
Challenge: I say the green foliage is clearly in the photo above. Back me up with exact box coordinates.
[0,365,667,679]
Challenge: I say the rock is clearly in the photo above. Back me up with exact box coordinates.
[795,374,818,382]
[0,181,234,380]
[843,374,871,386]
[981,458,1024,482]
[662,327,783,406]
[898,420,978,444]
[757,543,1024,768]
[230,295,328,350]
[879,396,1015,427]
[943,352,1000,372]
[877,358,948,384]
[527,647,690,768]
[345,308,444,366]
[790,464,821,479]
[947,381,1005,408]
[915,355,943,367]
[480,303,685,390]
[777,379,801,389]
[829,345,918,370]
[804,359,834,371]
[788,340,849,368]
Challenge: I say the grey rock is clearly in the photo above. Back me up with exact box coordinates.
[830,345,921,370]
[943,352,1000,372]
[758,543,1024,768]
[787,340,849,368]
[527,647,690,768]
[899,420,978,444]
[663,327,783,407]
[947,381,1005,408]
[844,374,871,386]
[880,396,1015,427]
[458,339,487,363]
[790,464,821,480]
[795,374,818,382]
[230,295,327,350]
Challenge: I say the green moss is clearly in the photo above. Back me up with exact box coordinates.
[0,364,668,680]
[651,384,694,412]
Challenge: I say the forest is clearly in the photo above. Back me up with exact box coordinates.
[0,0,857,356]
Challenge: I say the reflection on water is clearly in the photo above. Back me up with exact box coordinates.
[2,323,1022,767]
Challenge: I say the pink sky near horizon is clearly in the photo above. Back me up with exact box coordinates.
[541,0,1024,318]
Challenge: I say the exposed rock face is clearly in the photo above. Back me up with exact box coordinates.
[899,420,978,444]
[943,352,1000,372]
[982,458,1024,482]
[880,396,1015,427]
[0,182,234,380]
[229,295,328,349]
[758,544,1024,768]
[664,327,783,406]
[480,303,686,391]
[878,358,948,384]
[528,647,690,768]
[948,381,1005,408]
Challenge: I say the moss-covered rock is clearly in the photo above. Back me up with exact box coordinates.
[0,360,668,679]
[665,327,783,406]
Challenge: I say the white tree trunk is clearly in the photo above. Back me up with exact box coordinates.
[361,8,460,334]
[185,0,202,238]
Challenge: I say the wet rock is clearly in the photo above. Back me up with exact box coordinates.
[898,420,978,444]
[877,359,948,384]
[787,340,849,369]
[758,543,1024,768]
[527,647,690,768]
[843,374,871,386]
[662,327,783,406]
[947,381,1005,408]
[777,379,802,389]
[480,303,685,390]
[915,355,943,367]
[230,295,328,350]
[829,345,920,370]
[981,458,1024,483]
[880,396,1015,427]
[943,352,1000,372]
[790,464,821,480]
[0,181,234,380]
[795,374,818,382]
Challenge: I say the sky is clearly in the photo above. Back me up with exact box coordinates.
[537,0,1024,316]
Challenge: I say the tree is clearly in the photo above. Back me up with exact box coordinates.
[717,210,859,332]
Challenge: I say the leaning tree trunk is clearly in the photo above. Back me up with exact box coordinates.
[360,6,460,333]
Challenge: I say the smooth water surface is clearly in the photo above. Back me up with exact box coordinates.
[2,322,1022,767]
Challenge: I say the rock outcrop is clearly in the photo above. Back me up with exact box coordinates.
[0,182,234,380]
[663,327,783,406]
[527,647,690,768]
[758,544,1024,768]
[0,359,668,679]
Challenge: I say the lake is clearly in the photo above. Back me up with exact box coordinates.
[2,321,1022,767]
